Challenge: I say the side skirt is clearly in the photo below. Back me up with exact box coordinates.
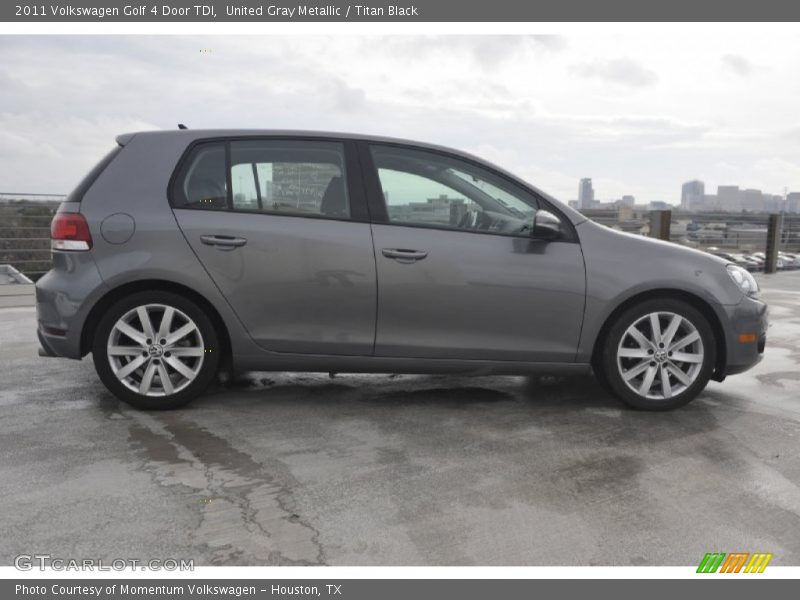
[232,353,592,377]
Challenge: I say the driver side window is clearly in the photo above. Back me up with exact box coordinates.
[371,145,538,235]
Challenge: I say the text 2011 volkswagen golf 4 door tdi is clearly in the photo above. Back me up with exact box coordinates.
[36,130,767,411]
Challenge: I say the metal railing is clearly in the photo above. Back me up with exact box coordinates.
[783,214,800,253]
[0,198,62,281]
[1,197,799,281]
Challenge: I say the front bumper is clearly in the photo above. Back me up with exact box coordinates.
[721,294,768,377]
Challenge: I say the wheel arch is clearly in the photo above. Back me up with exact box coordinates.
[79,279,232,374]
[590,289,727,382]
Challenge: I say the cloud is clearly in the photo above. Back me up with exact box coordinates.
[721,54,756,77]
[751,158,800,190]
[570,58,658,87]
[783,126,800,143]
[377,35,566,70]
[530,35,568,52]
[562,114,710,146]
[329,79,368,113]
[0,111,158,191]
[0,35,799,203]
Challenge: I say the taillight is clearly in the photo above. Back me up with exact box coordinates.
[51,213,93,251]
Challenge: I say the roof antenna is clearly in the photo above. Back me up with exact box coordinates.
[178,124,188,130]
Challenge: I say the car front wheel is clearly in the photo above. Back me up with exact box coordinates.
[600,299,716,411]
[92,291,219,410]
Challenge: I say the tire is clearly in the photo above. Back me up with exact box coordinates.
[599,298,716,411]
[92,291,220,410]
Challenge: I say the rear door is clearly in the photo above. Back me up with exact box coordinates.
[362,143,586,362]
[171,138,377,356]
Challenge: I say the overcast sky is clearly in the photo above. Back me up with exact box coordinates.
[1,34,799,203]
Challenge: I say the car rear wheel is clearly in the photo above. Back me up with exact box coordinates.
[92,291,219,410]
[600,299,716,411]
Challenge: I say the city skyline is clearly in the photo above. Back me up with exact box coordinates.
[570,177,799,213]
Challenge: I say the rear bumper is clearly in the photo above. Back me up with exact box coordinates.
[37,329,58,357]
[35,252,108,360]
[721,295,768,377]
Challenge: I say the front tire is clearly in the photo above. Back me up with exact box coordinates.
[92,291,220,410]
[600,299,716,411]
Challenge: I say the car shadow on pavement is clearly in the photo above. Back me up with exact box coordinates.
[193,371,720,441]
[209,372,622,410]
[521,374,621,409]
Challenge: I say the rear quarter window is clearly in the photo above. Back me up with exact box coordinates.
[170,142,228,210]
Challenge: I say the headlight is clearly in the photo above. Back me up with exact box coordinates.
[726,264,759,298]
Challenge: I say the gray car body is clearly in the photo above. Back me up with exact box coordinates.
[36,129,767,380]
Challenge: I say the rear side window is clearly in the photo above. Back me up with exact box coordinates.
[171,140,349,219]
[171,143,228,210]
[229,140,349,218]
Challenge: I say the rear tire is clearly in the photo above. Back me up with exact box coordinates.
[92,291,220,410]
[600,298,716,411]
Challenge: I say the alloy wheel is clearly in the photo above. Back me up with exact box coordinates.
[106,303,205,397]
[616,311,704,400]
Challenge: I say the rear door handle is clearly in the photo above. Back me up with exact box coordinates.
[200,235,248,250]
[381,248,429,263]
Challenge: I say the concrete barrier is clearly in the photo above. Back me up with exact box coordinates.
[0,283,35,308]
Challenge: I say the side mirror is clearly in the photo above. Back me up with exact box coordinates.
[531,209,563,241]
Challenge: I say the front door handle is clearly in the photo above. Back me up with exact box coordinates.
[200,235,248,250]
[381,248,429,263]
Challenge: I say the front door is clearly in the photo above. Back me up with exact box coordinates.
[364,143,586,362]
[172,138,376,356]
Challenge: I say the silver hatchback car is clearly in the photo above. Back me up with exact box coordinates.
[36,129,767,411]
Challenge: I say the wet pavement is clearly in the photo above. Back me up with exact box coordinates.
[1,272,799,566]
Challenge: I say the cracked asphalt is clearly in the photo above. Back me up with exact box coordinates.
[1,273,800,566]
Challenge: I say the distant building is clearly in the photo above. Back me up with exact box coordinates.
[618,195,635,207]
[271,162,341,212]
[670,220,689,240]
[787,192,800,213]
[593,201,618,210]
[387,194,469,226]
[742,189,765,212]
[579,208,618,227]
[765,194,784,213]
[703,194,719,210]
[617,203,634,222]
[613,221,648,235]
[578,178,594,209]
[681,180,705,211]
[717,185,741,212]
[704,186,783,213]
[649,201,671,211]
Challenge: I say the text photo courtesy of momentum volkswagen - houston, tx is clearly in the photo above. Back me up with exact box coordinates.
[1,0,800,596]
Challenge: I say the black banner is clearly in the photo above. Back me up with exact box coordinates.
[4,0,800,22]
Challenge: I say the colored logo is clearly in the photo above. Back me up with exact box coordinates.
[697,552,773,573]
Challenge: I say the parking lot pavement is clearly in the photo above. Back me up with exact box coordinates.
[1,274,799,567]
